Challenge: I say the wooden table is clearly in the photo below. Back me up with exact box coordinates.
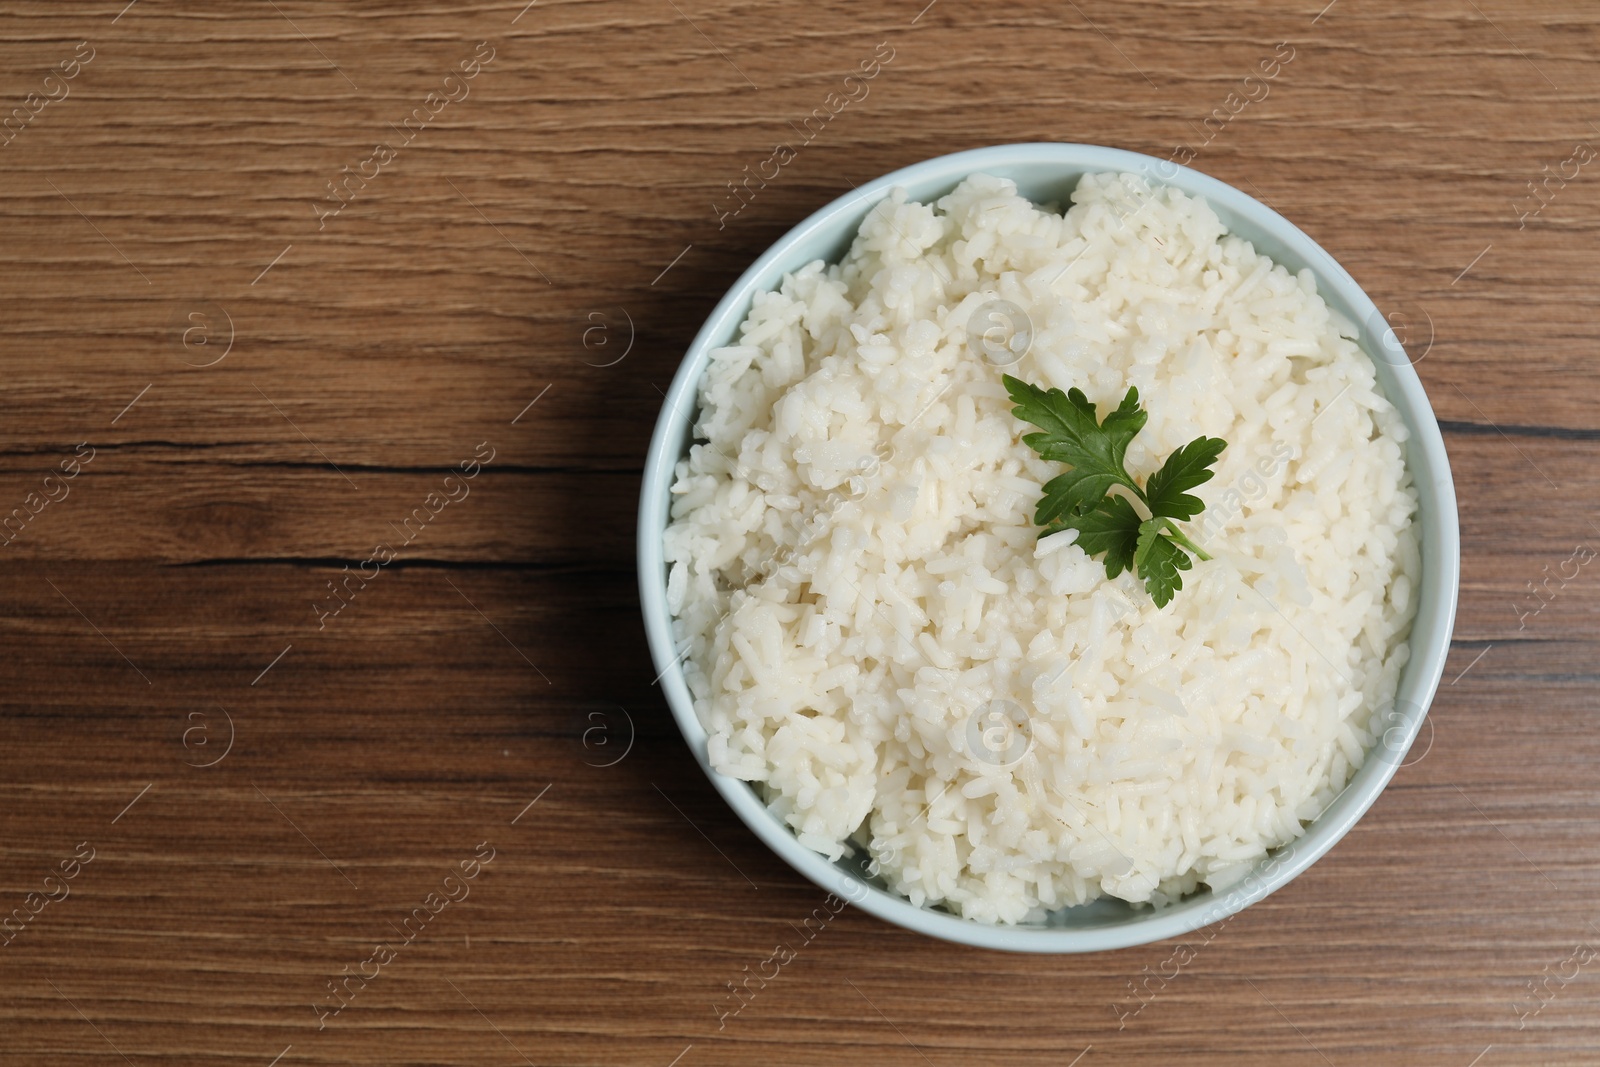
[1,1,1594,1064]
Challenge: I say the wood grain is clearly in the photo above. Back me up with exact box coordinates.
[2,1,1599,1064]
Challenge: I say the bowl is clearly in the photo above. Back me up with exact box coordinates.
[637,142,1460,952]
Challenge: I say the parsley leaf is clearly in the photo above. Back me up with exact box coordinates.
[1063,495,1143,579]
[1004,377,1146,520]
[1134,518,1194,608]
[1035,468,1119,529]
[1144,435,1228,522]
[1005,374,1226,608]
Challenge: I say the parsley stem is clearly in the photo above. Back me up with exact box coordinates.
[1161,520,1212,562]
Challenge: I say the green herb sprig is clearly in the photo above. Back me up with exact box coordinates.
[1004,375,1226,608]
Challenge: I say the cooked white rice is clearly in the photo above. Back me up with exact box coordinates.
[663,172,1419,923]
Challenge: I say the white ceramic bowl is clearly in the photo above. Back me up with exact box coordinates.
[638,143,1460,952]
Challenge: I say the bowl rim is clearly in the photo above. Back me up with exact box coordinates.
[637,141,1461,953]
